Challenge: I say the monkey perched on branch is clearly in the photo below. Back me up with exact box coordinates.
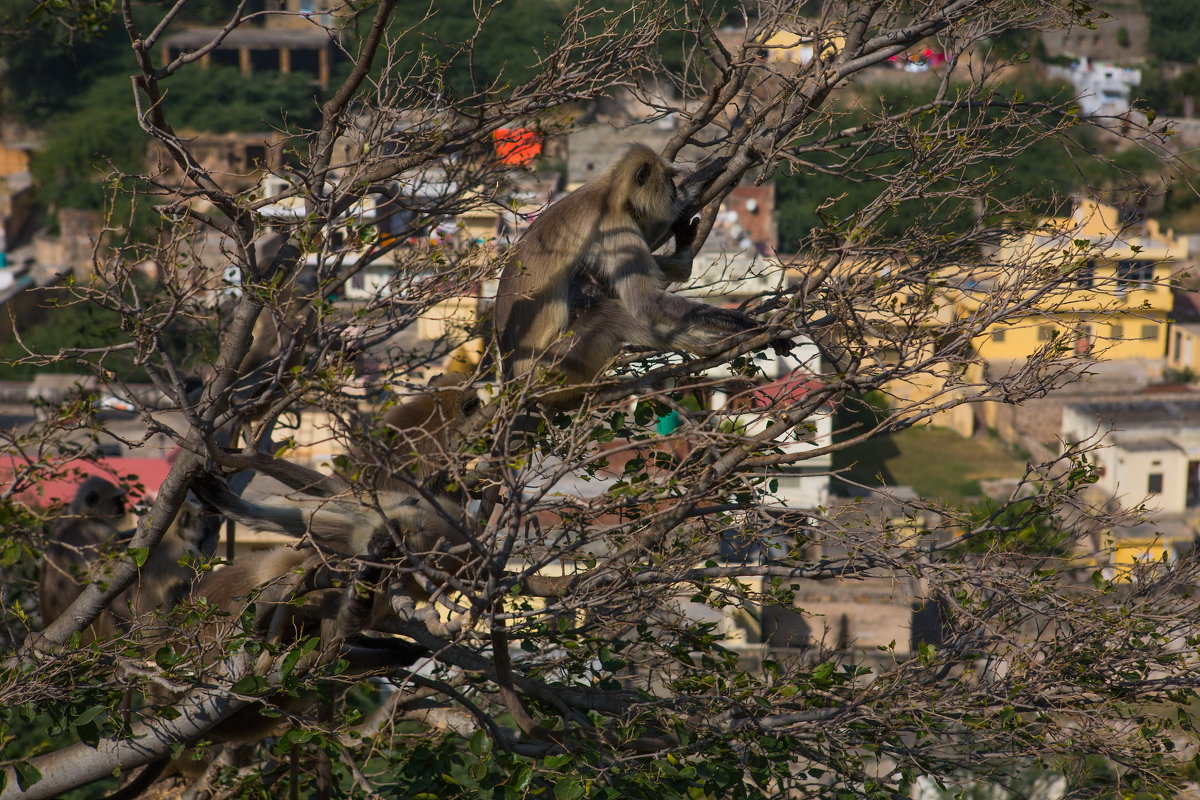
[353,372,483,494]
[144,432,476,786]
[495,143,788,406]
[39,477,218,642]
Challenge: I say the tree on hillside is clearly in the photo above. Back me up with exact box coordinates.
[1,1,1197,799]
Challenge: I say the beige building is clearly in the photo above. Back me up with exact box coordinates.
[1061,394,1200,559]
[161,27,338,87]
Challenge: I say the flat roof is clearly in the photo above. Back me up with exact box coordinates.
[1111,436,1182,453]
[1065,394,1200,427]
[162,27,333,50]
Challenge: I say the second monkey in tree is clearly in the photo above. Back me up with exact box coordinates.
[495,143,785,405]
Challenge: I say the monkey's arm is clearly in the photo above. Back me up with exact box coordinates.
[192,473,312,537]
[615,271,760,356]
[653,216,699,283]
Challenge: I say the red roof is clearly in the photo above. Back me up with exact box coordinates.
[751,371,831,410]
[2,455,176,509]
[494,128,542,165]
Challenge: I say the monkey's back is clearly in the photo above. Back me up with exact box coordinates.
[495,183,607,375]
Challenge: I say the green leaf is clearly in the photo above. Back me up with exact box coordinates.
[129,546,149,567]
[74,705,106,726]
[13,761,41,790]
[554,779,584,800]
[544,754,572,770]
[76,720,100,748]
[154,645,181,670]
[469,728,487,757]
[512,763,533,791]
[230,675,269,695]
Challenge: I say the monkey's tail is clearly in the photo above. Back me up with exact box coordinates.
[99,758,168,800]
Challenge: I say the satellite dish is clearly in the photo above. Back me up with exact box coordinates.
[222,266,244,298]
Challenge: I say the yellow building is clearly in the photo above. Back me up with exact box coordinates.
[1167,292,1200,377]
[759,29,844,65]
[973,199,1184,365]
[780,200,1185,438]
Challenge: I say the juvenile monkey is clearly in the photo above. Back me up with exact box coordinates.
[39,477,218,642]
[357,372,482,492]
[495,143,784,405]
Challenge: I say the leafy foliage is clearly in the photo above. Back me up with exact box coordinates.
[1141,0,1200,63]
[775,80,1161,249]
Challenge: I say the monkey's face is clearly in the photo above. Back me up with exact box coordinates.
[74,477,128,520]
[174,500,221,557]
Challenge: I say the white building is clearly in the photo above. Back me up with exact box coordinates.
[1046,58,1140,118]
[1061,393,1200,520]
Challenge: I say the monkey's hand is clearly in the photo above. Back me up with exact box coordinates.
[671,214,699,256]
[677,155,730,214]
[771,334,795,358]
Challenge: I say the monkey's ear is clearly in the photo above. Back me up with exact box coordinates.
[634,161,653,187]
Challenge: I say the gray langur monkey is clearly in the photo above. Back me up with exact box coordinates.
[353,372,482,494]
[189,477,473,613]
[135,381,479,787]
[495,143,789,406]
[175,476,469,755]
[39,477,219,642]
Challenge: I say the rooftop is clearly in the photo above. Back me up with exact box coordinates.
[1065,393,1200,428]
[162,27,333,50]
[1110,436,1183,453]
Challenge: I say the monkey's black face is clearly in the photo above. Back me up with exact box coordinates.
[88,490,125,518]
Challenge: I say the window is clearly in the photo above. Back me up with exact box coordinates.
[991,329,1006,343]
[250,48,277,73]
[1141,324,1158,341]
[291,48,319,74]
[1076,260,1095,288]
[1116,259,1156,291]
[1074,325,1093,355]
[1038,325,1055,342]
[1109,324,1123,340]
[1148,473,1163,494]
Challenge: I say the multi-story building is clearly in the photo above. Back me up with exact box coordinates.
[1046,58,1141,118]
[1062,393,1200,519]
[1167,291,1200,378]
[975,198,1183,367]
[1060,392,1200,571]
